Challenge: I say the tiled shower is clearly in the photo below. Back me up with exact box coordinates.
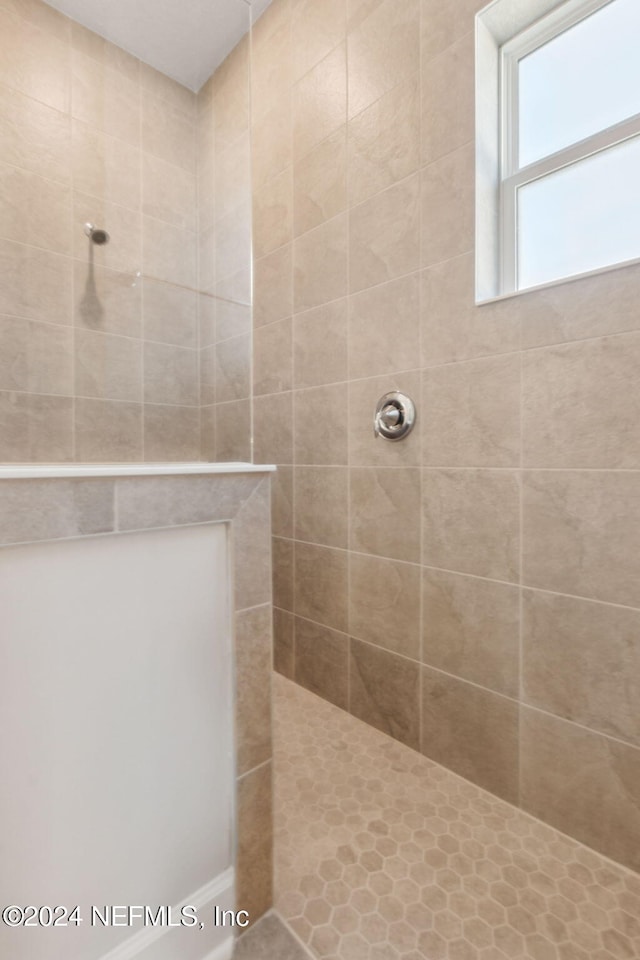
[1,0,640,956]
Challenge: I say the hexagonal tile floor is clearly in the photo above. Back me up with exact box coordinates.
[274,675,640,960]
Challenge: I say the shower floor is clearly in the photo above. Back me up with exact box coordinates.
[273,675,640,960]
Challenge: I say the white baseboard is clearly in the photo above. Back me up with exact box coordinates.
[98,869,235,960]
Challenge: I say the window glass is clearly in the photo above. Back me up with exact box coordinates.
[517,134,640,288]
[518,0,640,167]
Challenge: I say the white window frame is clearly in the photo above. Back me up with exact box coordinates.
[475,0,640,302]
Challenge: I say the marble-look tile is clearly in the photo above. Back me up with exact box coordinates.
[294,541,348,633]
[294,616,349,710]
[251,5,291,126]
[143,404,199,462]
[75,329,141,402]
[72,51,139,146]
[420,0,486,64]
[234,478,273,611]
[73,194,142,276]
[216,335,251,403]
[349,174,420,293]
[0,240,72,327]
[215,132,251,224]
[73,121,141,212]
[75,398,142,462]
[0,163,71,256]
[142,153,196,232]
[0,85,70,186]
[143,218,196,290]
[215,36,250,149]
[0,10,70,113]
[75,261,141,339]
[293,299,348,389]
[292,0,346,81]
[0,478,114,545]
[521,706,640,874]
[421,667,520,804]
[294,126,347,237]
[422,568,520,698]
[294,384,348,466]
[349,553,420,659]
[216,399,251,463]
[271,465,293,539]
[350,639,420,749]
[236,605,273,776]
[523,332,640,468]
[523,470,640,608]
[253,319,293,397]
[348,73,420,208]
[350,467,421,562]
[253,167,293,260]
[294,214,348,313]
[294,466,348,548]
[0,317,73,396]
[348,273,420,380]
[116,474,261,530]
[421,144,474,268]
[293,44,346,161]
[422,354,521,467]
[143,278,197,348]
[233,913,309,960]
[347,0,419,119]
[141,89,195,171]
[273,537,294,612]
[144,342,198,407]
[273,607,294,680]
[253,392,293,465]
[422,469,520,582]
[0,392,72,462]
[254,244,293,328]
[237,762,273,921]
[348,371,421,467]
[252,97,292,190]
[421,31,474,164]
[523,589,640,747]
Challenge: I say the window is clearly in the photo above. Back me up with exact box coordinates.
[476,0,640,300]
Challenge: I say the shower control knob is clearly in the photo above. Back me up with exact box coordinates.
[374,392,416,441]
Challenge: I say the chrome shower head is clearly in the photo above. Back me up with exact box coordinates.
[84,222,110,245]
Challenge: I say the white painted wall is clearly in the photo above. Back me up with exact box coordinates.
[0,525,234,960]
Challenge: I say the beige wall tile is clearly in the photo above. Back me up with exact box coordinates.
[350,639,420,749]
[253,318,293,396]
[142,153,196,232]
[520,707,640,874]
[523,590,640,748]
[200,345,215,406]
[271,465,293,538]
[422,354,521,467]
[0,163,71,256]
[421,667,519,803]
[251,5,292,125]
[292,0,346,81]
[0,317,73,396]
[215,275,251,336]
[347,0,419,119]
[72,52,139,146]
[348,371,421,467]
[216,202,252,284]
[75,398,142,461]
[0,392,72,462]
[115,473,262,529]
[139,61,194,117]
[348,73,420,208]
[254,244,293,328]
[144,342,198,406]
[294,466,348,548]
[0,478,115,545]
[293,299,348,389]
[421,254,521,367]
[293,44,346,161]
[253,167,293,259]
[72,25,139,82]
[350,467,421,562]
[215,334,251,403]
[215,398,251,462]
[422,569,520,698]
[75,261,141,338]
[143,218,196,290]
[73,121,141,212]
[348,273,419,379]
[141,89,195,171]
[234,478,273,610]
[0,240,72,325]
[0,10,70,113]
[253,392,293,464]
[294,126,347,237]
[198,293,216,348]
[294,540,348,632]
[349,174,420,293]
[3,0,71,42]
[421,31,474,164]
[200,404,215,461]
[143,404,199,462]
[349,553,420,658]
[274,607,294,678]
[75,329,141,402]
[523,471,640,608]
[294,384,348,465]
[236,604,273,776]
[421,144,474,267]
[422,469,520,582]
[214,36,250,150]
[295,616,349,709]
[420,0,485,64]
[73,194,142,275]
[273,537,294,612]
[252,99,292,191]
[216,132,250,223]
[294,213,348,312]
[143,278,197,348]
[0,86,70,184]
[523,333,640,469]
[237,762,273,920]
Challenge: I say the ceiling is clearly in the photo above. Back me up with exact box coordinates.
[43,0,272,92]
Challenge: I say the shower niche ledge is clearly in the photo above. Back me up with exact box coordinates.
[0,462,275,960]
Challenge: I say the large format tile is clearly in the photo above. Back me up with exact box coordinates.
[421,31,474,164]
[523,470,640,608]
[0,239,72,326]
[233,913,309,960]
[293,299,348,389]
[294,541,348,633]
[350,638,420,749]
[237,762,273,922]
[294,214,348,313]
[0,392,72,462]
[349,552,420,659]
[294,126,346,237]
[348,274,420,380]
[293,44,346,161]
[0,317,73,396]
[294,384,348,465]
[349,174,420,293]
[236,605,273,776]
[350,467,421,562]
[521,706,640,874]
[75,398,142,462]
[0,478,114,544]
[348,371,421,467]
[421,667,520,803]
[294,616,349,710]
[294,466,348,548]
[523,589,640,747]
[420,144,474,267]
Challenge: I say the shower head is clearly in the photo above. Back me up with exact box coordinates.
[84,222,110,245]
